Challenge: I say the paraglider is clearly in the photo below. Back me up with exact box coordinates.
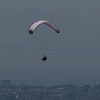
[28,20,60,61]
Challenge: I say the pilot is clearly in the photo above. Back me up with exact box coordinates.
[42,56,47,61]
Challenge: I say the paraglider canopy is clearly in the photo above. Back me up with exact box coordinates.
[28,20,60,34]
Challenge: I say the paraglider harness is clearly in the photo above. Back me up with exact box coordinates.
[42,55,47,61]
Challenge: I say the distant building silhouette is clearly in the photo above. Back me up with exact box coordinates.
[0,80,12,87]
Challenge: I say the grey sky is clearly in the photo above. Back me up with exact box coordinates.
[0,0,100,86]
[1,0,100,15]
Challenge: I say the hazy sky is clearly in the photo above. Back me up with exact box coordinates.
[0,0,100,86]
